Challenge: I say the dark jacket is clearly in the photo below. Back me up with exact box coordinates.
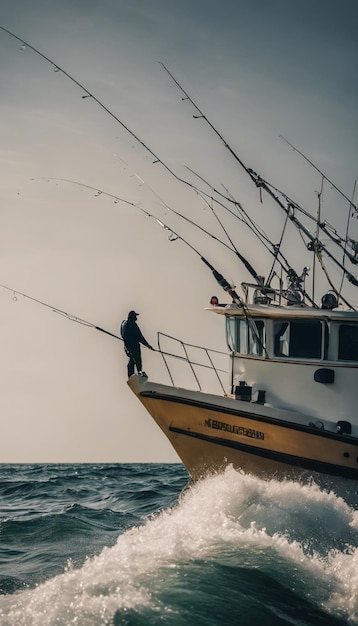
[122,319,151,351]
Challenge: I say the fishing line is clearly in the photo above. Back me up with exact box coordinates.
[266,210,290,288]
[0,282,230,367]
[0,26,172,177]
[159,62,255,183]
[161,63,358,302]
[3,26,354,305]
[195,191,241,257]
[33,177,249,258]
[111,152,259,273]
[257,175,358,266]
[186,165,315,301]
[247,170,358,298]
[33,178,137,207]
[338,180,357,299]
[0,281,118,335]
[0,25,231,212]
[279,135,358,215]
[1,22,280,275]
[0,27,324,297]
[312,178,324,302]
[188,165,278,250]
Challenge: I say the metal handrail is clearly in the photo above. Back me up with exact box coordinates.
[157,332,228,394]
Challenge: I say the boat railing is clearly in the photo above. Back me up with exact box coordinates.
[157,332,229,394]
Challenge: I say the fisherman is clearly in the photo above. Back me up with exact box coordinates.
[121,310,154,377]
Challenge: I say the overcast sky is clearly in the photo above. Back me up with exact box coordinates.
[0,0,357,462]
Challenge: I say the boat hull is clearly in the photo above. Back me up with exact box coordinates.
[128,375,358,494]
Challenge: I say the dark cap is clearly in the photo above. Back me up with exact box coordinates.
[128,310,139,320]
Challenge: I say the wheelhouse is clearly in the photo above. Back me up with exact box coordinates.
[225,313,358,363]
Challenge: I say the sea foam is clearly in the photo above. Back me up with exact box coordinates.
[0,466,357,625]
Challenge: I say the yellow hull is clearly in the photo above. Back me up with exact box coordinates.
[128,375,358,486]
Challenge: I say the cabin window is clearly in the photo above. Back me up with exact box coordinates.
[226,317,265,356]
[338,324,358,361]
[226,317,236,352]
[274,319,325,359]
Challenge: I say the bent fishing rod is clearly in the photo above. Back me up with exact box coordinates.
[253,174,358,267]
[0,26,310,293]
[159,62,257,187]
[160,63,358,294]
[185,166,319,306]
[161,60,355,223]
[0,197,251,323]
[0,282,228,370]
[2,26,351,302]
[0,25,228,212]
[0,282,121,338]
[0,185,270,353]
[34,176,240,256]
[187,162,358,270]
[0,24,271,247]
[0,26,172,179]
[0,19,263,288]
[34,176,320,308]
[247,168,358,289]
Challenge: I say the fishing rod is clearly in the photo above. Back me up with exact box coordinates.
[3,26,352,303]
[27,177,249,304]
[187,166,293,264]
[247,168,358,289]
[34,176,246,258]
[186,147,358,293]
[33,178,138,206]
[0,282,230,369]
[0,282,121,339]
[161,61,356,242]
[338,180,357,299]
[160,64,358,297]
[38,179,284,347]
[186,166,319,307]
[0,25,231,212]
[35,174,315,308]
[259,176,358,266]
[279,136,358,215]
[112,153,264,281]
[1,23,274,287]
[0,26,289,293]
[33,176,274,347]
[159,62,256,185]
[0,26,176,181]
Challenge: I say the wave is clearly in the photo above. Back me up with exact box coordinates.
[0,466,356,625]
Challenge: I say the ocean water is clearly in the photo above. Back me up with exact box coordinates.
[0,464,357,626]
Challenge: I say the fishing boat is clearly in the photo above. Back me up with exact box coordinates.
[127,69,358,490]
[0,26,356,491]
[128,291,358,485]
